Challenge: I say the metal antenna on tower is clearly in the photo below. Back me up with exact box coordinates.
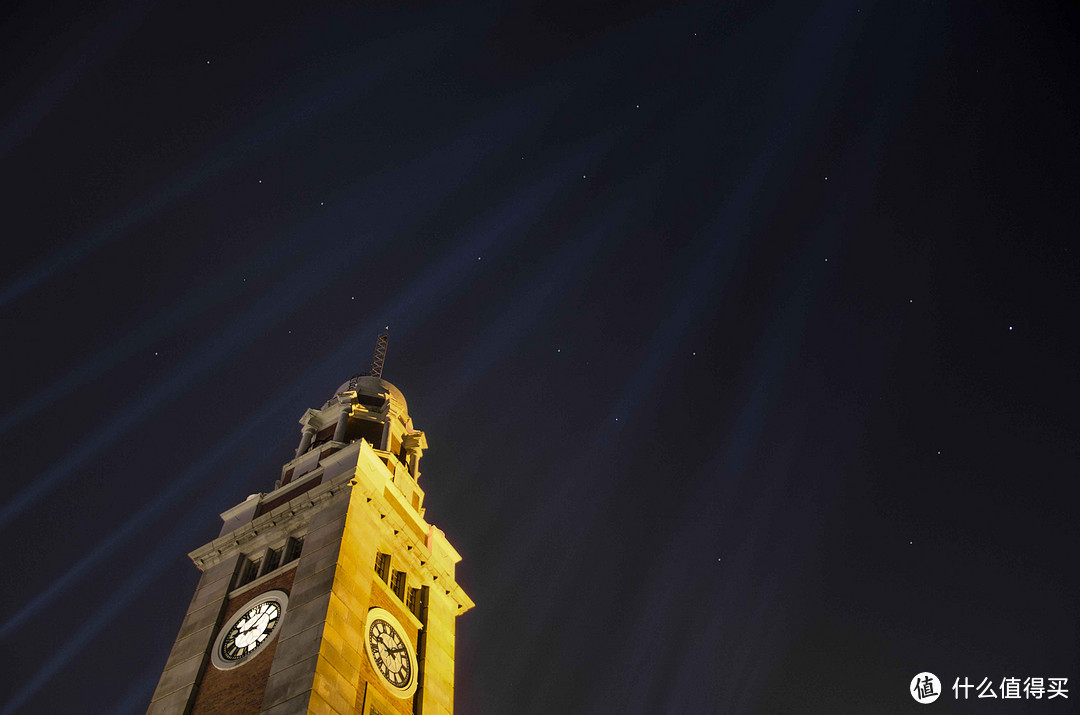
[369,328,389,378]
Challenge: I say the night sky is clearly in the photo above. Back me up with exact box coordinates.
[1,1,1078,713]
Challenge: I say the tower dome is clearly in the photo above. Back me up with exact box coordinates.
[326,375,408,416]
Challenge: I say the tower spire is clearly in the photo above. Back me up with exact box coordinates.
[369,328,389,378]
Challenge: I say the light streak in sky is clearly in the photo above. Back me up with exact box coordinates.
[0,464,249,715]
[0,140,613,704]
[0,0,155,163]
[104,666,165,715]
[0,407,273,641]
[426,195,643,420]
[468,2,873,703]
[0,88,549,436]
[1,0,971,710]
[0,24,427,309]
[0,99,580,531]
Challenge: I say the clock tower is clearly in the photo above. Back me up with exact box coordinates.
[147,360,473,715]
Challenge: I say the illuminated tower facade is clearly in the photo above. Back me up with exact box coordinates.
[148,370,473,715]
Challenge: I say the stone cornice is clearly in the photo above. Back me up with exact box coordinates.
[190,470,352,570]
[350,442,473,612]
[353,479,473,612]
[189,445,473,613]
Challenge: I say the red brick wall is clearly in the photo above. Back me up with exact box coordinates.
[256,475,322,517]
[190,568,297,715]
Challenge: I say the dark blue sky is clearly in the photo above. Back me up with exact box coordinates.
[1,1,1077,712]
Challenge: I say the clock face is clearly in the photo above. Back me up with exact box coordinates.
[222,600,281,660]
[368,618,412,688]
[363,607,418,698]
[211,590,289,670]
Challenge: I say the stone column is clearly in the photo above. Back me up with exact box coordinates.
[332,408,350,443]
[403,433,426,478]
[296,425,317,457]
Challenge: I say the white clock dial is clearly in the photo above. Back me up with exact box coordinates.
[211,590,289,670]
[233,602,277,650]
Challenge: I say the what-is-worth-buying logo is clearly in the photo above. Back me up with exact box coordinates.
[911,672,1069,704]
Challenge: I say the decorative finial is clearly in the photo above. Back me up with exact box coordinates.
[369,329,389,378]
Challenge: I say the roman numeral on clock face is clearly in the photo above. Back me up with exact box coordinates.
[365,612,414,690]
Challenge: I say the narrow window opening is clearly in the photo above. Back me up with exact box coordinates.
[355,394,385,410]
[284,536,304,564]
[391,570,406,600]
[348,419,386,447]
[237,557,260,588]
[375,552,390,582]
[261,547,283,576]
[406,587,419,616]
